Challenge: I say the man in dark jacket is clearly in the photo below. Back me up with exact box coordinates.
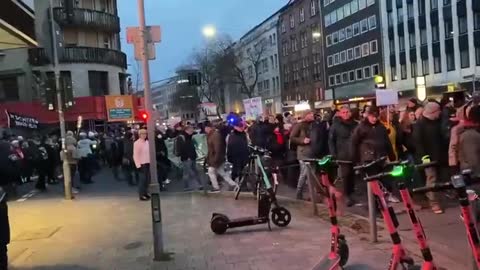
[329,106,358,206]
[176,125,202,191]
[227,121,250,182]
[413,101,447,214]
[122,131,138,186]
[0,138,12,269]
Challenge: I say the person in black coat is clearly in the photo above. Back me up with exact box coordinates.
[122,131,138,186]
[0,138,14,269]
[111,135,124,180]
[227,121,250,182]
[328,106,358,206]
[176,125,202,190]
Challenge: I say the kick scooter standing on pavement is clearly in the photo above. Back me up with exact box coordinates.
[365,160,440,270]
[210,145,291,234]
[354,157,419,270]
[303,155,350,270]
[413,169,480,269]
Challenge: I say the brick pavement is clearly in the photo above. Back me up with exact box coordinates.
[6,170,398,270]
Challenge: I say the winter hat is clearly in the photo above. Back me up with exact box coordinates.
[275,114,284,124]
[422,102,441,120]
[366,106,379,117]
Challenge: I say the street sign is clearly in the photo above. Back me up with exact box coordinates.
[134,42,156,60]
[127,26,161,43]
[105,95,135,122]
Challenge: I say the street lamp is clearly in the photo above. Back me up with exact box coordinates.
[312,32,321,38]
[202,25,216,38]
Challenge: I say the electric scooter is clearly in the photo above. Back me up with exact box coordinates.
[210,146,292,234]
[413,169,480,268]
[354,157,419,270]
[365,160,439,270]
[303,155,350,270]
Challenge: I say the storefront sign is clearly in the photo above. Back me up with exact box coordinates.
[5,110,39,129]
[105,95,134,122]
[243,97,263,120]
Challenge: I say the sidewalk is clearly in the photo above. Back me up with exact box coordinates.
[8,169,395,270]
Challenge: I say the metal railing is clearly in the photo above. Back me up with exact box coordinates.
[28,48,51,66]
[53,7,120,33]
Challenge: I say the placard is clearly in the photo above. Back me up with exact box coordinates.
[5,111,39,129]
[243,97,263,120]
[375,89,399,106]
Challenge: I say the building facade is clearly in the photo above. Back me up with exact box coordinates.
[321,0,383,105]
[29,0,127,99]
[152,77,177,120]
[381,0,480,95]
[278,0,324,109]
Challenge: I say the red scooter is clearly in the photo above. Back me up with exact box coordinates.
[366,160,439,270]
[303,156,350,270]
[413,169,480,268]
[354,157,419,270]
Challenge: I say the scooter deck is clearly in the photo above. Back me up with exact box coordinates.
[311,255,340,270]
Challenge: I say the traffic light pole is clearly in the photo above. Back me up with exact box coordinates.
[49,0,72,200]
[136,0,170,261]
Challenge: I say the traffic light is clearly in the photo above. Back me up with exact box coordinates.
[187,72,202,86]
[140,111,148,122]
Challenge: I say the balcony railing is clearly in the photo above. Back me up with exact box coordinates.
[29,47,127,69]
[53,7,120,33]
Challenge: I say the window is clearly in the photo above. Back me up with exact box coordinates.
[356,68,364,80]
[389,39,395,53]
[269,36,273,46]
[420,29,427,45]
[434,56,441,73]
[281,22,286,33]
[349,70,356,81]
[346,26,353,39]
[387,12,394,27]
[443,0,451,5]
[351,0,359,13]
[334,53,340,65]
[372,64,380,75]
[409,32,416,48]
[422,59,430,75]
[326,35,332,47]
[270,56,274,69]
[300,8,305,22]
[370,40,378,54]
[368,15,377,30]
[419,0,425,14]
[344,3,351,17]
[329,76,335,86]
[347,48,354,61]
[275,54,278,68]
[445,20,453,38]
[459,17,468,35]
[88,71,109,96]
[342,72,349,83]
[336,74,342,84]
[354,46,362,58]
[432,25,439,42]
[461,50,470,68]
[400,64,407,79]
[332,32,339,44]
[311,0,317,16]
[431,0,438,10]
[290,14,295,28]
[399,36,405,51]
[397,7,403,23]
[328,55,334,67]
[362,43,370,56]
[407,3,414,19]
[364,66,372,78]
[476,47,480,66]
[391,66,397,81]
[339,29,346,42]
[359,0,366,10]
[353,22,360,36]
[273,33,276,45]
[361,19,369,33]
[331,10,337,24]
[0,76,20,102]
[411,62,418,77]
[475,12,480,30]
[340,51,347,63]
[337,7,344,21]
[367,0,375,6]
[325,14,331,26]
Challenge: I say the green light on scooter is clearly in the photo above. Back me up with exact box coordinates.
[318,155,332,166]
[390,165,405,177]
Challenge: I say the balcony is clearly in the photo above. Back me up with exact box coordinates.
[53,7,120,33]
[29,47,127,69]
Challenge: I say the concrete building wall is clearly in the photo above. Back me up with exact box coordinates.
[0,48,34,101]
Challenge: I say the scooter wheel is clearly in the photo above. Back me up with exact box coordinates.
[338,238,349,267]
[271,207,291,227]
[211,215,229,234]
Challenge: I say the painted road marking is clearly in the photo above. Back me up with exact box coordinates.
[16,190,39,202]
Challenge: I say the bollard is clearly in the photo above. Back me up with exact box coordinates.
[367,182,378,243]
[306,163,319,215]
[468,190,479,270]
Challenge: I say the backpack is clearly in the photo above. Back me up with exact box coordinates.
[310,120,329,158]
[173,135,184,157]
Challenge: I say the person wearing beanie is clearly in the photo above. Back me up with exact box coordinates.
[412,101,447,214]
[458,105,480,176]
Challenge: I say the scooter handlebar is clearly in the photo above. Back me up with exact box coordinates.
[412,182,454,194]
[300,158,352,165]
[353,156,387,171]
[414,161,438,170]
[363,171,391,182]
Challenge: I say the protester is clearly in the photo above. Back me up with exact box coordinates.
[64,131,79,193]
[122,131,138,186]
[227,120,250,183]
[328,106,358,206]
[458,105,480,175]
[175,125,202,191]
[0,136,12,269]
[205,122,238,193]
[77,132,95,184]
[133,129,151,201]
[267,114,288,182]
[412,102,448,214]
[290,110,314,200]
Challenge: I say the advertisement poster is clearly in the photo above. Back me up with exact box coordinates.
[105,95,134,122]
[243,97,263,120]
